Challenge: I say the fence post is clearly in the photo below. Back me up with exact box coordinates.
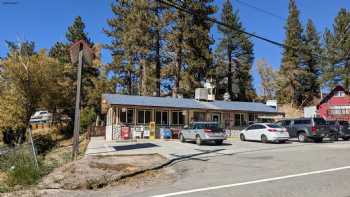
[28,125,39,170]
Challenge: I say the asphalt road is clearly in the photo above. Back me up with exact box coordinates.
[123,140,350,197]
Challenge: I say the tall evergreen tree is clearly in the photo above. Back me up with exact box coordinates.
[106,0,171,96]
[180,0,216,97]
[66,16,93,46]
[322,8,350,90]
[217,0,255,101]
[277,0,304,106]
[48,16,101,127]
[299,19,321,105]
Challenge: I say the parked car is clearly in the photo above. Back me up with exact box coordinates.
[275,118,330,143]
[30,111,52,123]
[327,120,350,141]
[240,123,289,143]
[179,122,226,145]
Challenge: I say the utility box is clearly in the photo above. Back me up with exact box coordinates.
[195,88,209,101]
[266,100,278,110]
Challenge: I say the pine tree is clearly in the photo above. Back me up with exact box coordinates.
[180,0,216,97]
[106,0,171,96]
[322,8,350,90]
[66,16,93,46]
[299,19,321,105]
[163,0,188,96]
[48,16,100,126]
[277,0,304,106]
[217,0,255,101]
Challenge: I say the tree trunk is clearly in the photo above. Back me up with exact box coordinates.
[127,69,132,95]
[227,47,233,100]
[156,31,161,97]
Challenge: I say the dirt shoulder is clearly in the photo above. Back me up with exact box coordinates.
[39,153,168,190]
[2,153,172,197]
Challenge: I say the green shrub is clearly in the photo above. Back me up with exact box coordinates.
[33,134,56,155]
[0,148,41,187]
[80,107,96,132]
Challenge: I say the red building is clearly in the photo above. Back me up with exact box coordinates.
[317,86,350,121]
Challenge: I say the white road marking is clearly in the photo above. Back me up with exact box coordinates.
[151,165,350,197]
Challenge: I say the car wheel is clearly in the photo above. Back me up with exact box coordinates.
[240,134,246,141]
[280,140,287,143]
[261,135,268,143]
[342,137,350,141]
[196,135,202,145]
[330,133,338,141]
[298,132,307,143]
[215,140,223,145]
[314,138,323,143]
[179,134,186,143]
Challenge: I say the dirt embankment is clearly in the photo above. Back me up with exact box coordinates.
[38,154,168,190]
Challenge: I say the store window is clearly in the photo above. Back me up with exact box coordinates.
[172,111,184,125]
[156,111,168,125]
[137,110,151,124]
[120,108,134,124]
[234,113,245,126]
[193,112,206,121]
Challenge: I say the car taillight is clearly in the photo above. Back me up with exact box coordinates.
[204,129,212,133]
[268,128,277,132]
[311,126,317,134]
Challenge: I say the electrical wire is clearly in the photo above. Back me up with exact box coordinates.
[157,0,327,60]
[234,0,285,21]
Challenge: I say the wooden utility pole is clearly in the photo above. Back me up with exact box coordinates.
[70,40,94,160]
[72,47,83,159]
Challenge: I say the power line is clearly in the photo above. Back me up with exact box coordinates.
[233,0,285,21]
[157,0,287,48]
[157,0,328,61]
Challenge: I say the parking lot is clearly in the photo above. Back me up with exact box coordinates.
[85,137,350,197]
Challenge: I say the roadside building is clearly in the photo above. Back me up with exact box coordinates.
[317,85,350,121]
[101,93,283,141]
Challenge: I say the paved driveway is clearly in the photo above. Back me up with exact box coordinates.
[81,137,350,197]
[86,137,321,160]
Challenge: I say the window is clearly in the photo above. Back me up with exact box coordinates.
[156,111,168,125]
[137,110,151,124]
[247,124,265,130]
[234,114,245,126]
[335,91,345,97]
[248,113,255,122]
[313,118,327,125]
[193,112,206,121]
[246,125,257,130]
[294,119,311,125]
[172,111,184,125]
[120,109,134,124]
[256,124,266,129]
[282,120,291,126]
[266,124,282,128]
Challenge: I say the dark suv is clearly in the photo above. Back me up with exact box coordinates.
[327,120,350,141]
[275,118,330,143]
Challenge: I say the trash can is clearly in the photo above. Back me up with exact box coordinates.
[162,128,172,139]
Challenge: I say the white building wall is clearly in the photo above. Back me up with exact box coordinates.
[304,106,317,118]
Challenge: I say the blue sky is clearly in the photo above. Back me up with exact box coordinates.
[0,0,349,94]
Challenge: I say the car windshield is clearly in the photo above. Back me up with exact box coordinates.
[314,118,327,125]
[266,124,282,128]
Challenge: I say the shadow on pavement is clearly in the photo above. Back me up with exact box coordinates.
[112,143,159,151]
